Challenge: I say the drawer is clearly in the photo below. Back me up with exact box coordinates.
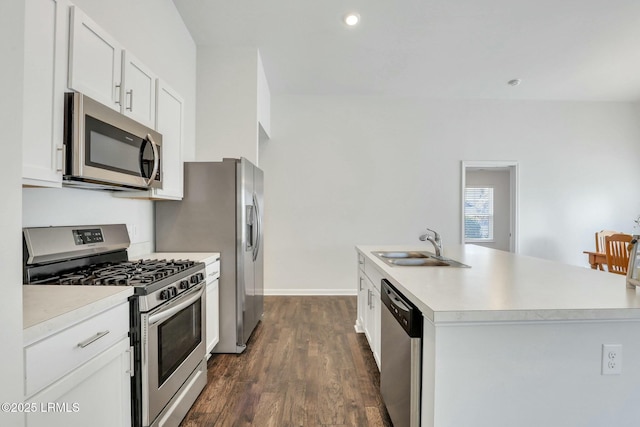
[24,301,129,397]
[357,253,365,272]
[364,257,385,292]
[205,260,220,284]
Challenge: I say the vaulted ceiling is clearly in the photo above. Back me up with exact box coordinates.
[173,0,640,101]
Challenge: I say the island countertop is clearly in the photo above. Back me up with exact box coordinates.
[356,244,640,323]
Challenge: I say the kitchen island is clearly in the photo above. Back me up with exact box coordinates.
[356,244,640,427]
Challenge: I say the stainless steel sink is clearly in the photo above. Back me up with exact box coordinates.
[373,251,470,268]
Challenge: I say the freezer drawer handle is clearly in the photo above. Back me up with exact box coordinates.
[77,330,110,348]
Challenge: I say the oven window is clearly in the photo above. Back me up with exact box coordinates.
[157,300,202,385]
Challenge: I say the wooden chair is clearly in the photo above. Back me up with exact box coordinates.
[605,233,633,275]
[595,230,617,253]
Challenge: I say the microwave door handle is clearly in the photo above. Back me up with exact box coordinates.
[144,134,159,186]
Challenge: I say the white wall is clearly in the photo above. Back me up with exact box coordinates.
[0,0,25,425]
[196,46,259,164]
[259,95,640,294]
[23,0,196,250]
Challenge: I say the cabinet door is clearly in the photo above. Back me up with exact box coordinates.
[121,51,156,128]
[26,338,132,427]
[372,286,381,369]
[22,0,70,187]
[206,279,220,355]
[154,79,184,199]
[363,274,374,346]
[356,271,367,333]
[68,5,122,110]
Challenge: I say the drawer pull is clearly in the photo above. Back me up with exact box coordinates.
[77,330,110,348]
[208,270,219,277]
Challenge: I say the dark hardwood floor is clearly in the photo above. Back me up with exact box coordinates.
[181,296,392,427]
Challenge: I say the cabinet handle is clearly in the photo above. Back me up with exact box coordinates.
[359,276,363,291]
[367,289,371,308]
[115,84,121,105]
[55,146,64,172]
[208,270,219,277]
[126,89,134,111]
[127,345,135,377]
[77,330,110,348]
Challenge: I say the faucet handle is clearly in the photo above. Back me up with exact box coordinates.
[426,228,441,243]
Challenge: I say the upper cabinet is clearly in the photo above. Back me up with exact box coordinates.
[122,51,157,128]
[68,6,122,110]
[22,0,71,187]
[23,2,185,197]
[68,6,157,127]
[153,80,184,199]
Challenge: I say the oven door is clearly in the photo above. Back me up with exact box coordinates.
[142,283,206,426]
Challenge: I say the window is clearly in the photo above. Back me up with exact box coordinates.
[464,187,494,242]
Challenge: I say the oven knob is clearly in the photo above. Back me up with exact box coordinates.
[169,286,177,298]
[159,289,170,300]
[190,274,200,284]
[179,280,190,290]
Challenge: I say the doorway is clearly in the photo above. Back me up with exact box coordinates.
[461,161,519,253]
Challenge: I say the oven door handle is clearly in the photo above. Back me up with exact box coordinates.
[148,284,204,326]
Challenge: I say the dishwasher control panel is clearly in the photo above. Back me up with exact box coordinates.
[381,279,422,337]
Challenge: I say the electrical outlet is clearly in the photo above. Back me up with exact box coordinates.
[127,224,138,240]
[601,344,622,375]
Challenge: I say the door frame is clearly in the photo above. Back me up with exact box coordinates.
[461,161,519,253]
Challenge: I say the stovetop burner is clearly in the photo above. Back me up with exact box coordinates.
[47,259,197,287]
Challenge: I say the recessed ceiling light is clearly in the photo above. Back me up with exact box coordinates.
[508,79,521,86]
[344,13,360,26]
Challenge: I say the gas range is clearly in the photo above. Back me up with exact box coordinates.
[22,224,209,427]
[23,224,206,311]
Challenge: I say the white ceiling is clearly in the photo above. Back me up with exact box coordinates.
[172,0,640,101]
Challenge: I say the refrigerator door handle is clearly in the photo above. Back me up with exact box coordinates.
[245,205,255,252]
[252,193,262,262]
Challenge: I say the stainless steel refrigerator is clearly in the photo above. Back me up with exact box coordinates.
[155,158,264,353]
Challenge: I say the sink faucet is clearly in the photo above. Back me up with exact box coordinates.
[419,228,443,257]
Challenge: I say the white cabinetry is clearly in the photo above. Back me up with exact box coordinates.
[205,258,221,356]
[68,6,123,110]
[26,338,132,427]
[356,253,382,369]
[24,300,132,427]
[68,6,157,127]
[154,80,184,199]
[22,0,70,187]
[121,51,157,128]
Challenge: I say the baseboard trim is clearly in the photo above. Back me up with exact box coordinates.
[264,289,357,296]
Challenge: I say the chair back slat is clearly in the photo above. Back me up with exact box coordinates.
[605,234,633,275]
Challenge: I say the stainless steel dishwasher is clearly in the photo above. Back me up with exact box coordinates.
[380,279,422,427]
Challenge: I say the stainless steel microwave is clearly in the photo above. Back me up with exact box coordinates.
[63,92,162,190]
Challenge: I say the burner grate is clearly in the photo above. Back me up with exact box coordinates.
[47,259,197,287]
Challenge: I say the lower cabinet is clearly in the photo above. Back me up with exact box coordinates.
[206,278,220,356]
[356,253,382,370]
[24,298,132,427]
[25,338,132,427]
[205,258,221,357]
[363,274,381,369]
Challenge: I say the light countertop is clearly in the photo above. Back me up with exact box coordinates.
[23,285,133,345]
[357,244,640,323]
